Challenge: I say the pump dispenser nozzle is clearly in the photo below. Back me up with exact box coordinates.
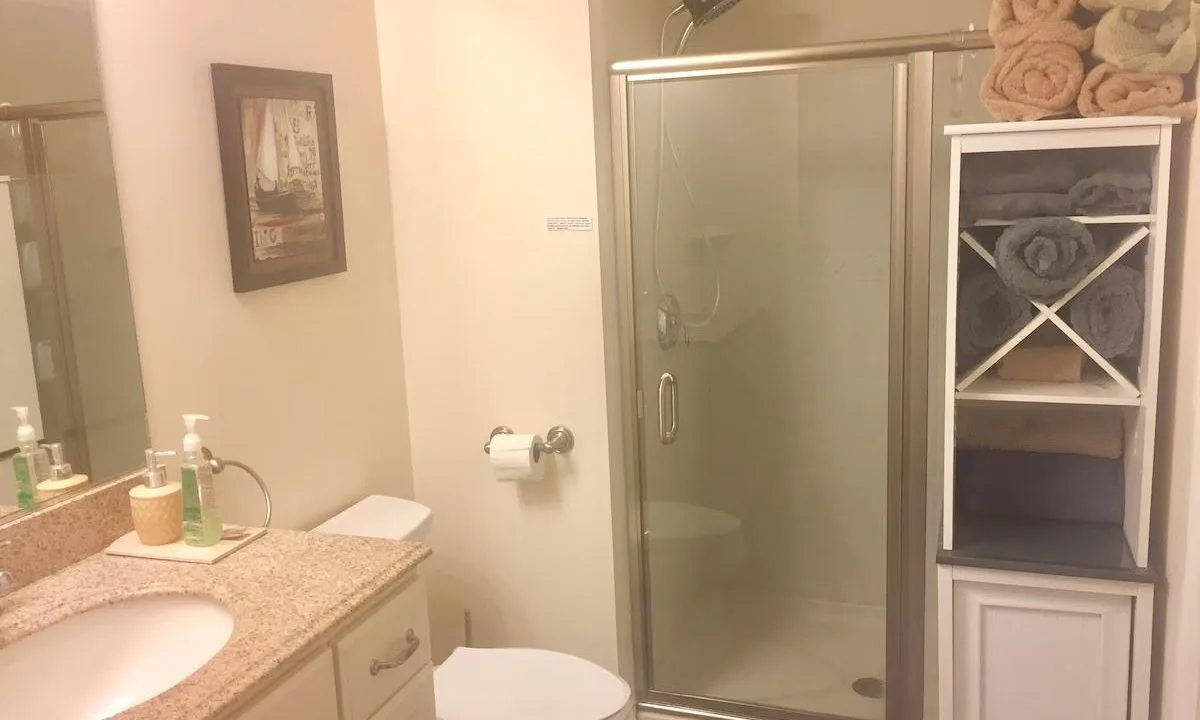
[11,406,35,445]
[143,449,177,489]
[182,414,210,454]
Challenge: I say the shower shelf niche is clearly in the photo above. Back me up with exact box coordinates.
[937,117,1176,720]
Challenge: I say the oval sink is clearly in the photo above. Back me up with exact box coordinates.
[0,594,234,718]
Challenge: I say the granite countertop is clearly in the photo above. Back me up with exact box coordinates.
[0,529,431,719]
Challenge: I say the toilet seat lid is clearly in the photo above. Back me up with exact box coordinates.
[435,647,631,720]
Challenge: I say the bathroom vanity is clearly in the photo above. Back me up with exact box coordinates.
[0,528,433,720]
[239,573,434,720]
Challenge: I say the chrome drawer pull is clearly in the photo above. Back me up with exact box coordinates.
[369,629,421,676]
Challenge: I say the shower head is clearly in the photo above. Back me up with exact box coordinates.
[681,0,744,27]
[667,0,745,55]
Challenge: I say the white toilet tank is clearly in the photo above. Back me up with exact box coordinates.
[313,495,433,541]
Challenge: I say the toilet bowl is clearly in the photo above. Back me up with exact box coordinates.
[314,495,633,720]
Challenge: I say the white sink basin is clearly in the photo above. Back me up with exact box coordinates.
[0,594,234,719]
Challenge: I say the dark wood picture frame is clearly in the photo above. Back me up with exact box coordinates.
[212,64,346,293]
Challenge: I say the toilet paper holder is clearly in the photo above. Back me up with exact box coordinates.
[483,425,575,458]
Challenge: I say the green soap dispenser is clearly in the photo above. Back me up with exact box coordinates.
[10,406,49,510]
[181,413,222,547]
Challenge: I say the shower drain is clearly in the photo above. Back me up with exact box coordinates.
[852,677,886,699]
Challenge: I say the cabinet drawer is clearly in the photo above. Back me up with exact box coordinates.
[369,664,436,720]
[335,575,432,720]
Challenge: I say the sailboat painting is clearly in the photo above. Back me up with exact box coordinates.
[213,64,345,293]
[241,97,325,260]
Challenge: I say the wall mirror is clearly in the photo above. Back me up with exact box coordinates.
[0,0,147,523]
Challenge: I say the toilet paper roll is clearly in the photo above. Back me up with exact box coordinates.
[489,433,544,482]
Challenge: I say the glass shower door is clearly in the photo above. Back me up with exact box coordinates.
[628,59,910,720]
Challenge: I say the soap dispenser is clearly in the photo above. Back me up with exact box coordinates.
[35,442,89,501]
[181,414,222,547]
[129,449,182,546]
[10,406,49,510]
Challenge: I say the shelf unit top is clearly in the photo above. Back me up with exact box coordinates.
[938,516,1157,584]
[946,116,1180,136]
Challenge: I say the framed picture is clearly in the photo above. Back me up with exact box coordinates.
[212,64,346,293]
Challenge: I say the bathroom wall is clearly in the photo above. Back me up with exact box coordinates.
[90,0,414,529]
[1155,91,1200,720]
[377,0,622,670]
[0,0,101,106]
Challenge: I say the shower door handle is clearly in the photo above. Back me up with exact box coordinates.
[658,372,678,445]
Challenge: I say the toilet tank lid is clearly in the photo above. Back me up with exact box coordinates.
[313,495,432,541]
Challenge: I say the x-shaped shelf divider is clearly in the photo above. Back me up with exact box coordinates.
[955,225,1151,396]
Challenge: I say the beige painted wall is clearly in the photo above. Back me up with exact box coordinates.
[0,1,101,106]
[91,0,414,530]
[377,0,621,670]
[1154,88,1200,720]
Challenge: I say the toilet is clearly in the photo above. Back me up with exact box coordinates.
[314,495,633,720]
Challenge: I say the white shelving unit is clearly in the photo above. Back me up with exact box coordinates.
[937,117,1176,720]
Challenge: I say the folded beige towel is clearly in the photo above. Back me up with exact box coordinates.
[983,42,1087,120]
[990,0,1096,48]
[997,345,1085,382]
[958,405,1124,459]
[1094,0,1200,73]
[1079,62,1197,118]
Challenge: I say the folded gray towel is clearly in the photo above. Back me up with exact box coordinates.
[963,157,1078,195]
[1069,265,1144,358]
[967,193,1074,222]
[996,218,1099,300]
[1069,170,1153,215]
[958,272,1034,357]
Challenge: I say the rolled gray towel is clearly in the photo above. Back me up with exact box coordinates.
[967,193,1074,222]
[963,157,1077,196]
[958,272,1034,357]
[1069,171,1153,215]
[995,218,1099,301]
[1069,265,1144,359]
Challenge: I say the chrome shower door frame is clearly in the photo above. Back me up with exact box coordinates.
[609,47,939,720]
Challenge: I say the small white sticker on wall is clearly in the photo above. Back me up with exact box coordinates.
[547,216,595,232]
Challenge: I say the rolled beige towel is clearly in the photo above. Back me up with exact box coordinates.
[982,42,1087,120]
[990,0,1096,48]
[1082,0,1173,12]
[1093,0,1200,73]
[1079,62,1197,118]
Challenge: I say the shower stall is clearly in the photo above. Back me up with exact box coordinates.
[0,102,147,486]
[610,31,992,720]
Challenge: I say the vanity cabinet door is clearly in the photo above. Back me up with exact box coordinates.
[953,580,1131,720]
[368,665,436,720]
[336,575,433,720]
[239,648,339,720]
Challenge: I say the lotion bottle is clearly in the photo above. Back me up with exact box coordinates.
[36,442,89,501]
[10,406,49,510]
[129,449,182,546]
[181,414,221,547]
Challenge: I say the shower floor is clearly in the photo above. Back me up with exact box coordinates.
[651,589,886,719]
